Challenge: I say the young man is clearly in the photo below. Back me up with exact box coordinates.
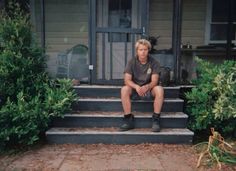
[120,39,164,132]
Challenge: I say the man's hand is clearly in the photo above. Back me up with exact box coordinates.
[124,73,158,97]
[136,84,149,97]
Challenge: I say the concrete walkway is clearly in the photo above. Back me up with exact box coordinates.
[0,144,234,171]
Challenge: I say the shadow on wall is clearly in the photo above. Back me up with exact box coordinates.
[56,44,89,83]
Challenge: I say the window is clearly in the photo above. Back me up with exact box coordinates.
[206,0,236,44]
[108,0,132,42]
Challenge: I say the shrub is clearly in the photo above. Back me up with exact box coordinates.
[186,57,236,136]
[0,79,75,149]
[0,2,45,103]
[0,3,76,150]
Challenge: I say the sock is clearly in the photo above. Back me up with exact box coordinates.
[153,113,160,117]
[124,113,133,118]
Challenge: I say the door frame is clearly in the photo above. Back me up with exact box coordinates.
[89,0,149,85]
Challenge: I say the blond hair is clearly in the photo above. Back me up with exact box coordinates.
[135,39,151,52]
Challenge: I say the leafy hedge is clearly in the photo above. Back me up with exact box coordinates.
[0,3,76,150]
[186,57,236,136]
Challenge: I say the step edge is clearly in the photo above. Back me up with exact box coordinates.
[62,113,188,118]
[74,85,181,89]
[77,98,184,102]
[46,128,194,136]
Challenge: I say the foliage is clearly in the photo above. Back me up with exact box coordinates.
[194,128,236,169]
[0,3,45,103]
[0,3,76,150]
[4,0,30,15]
[0,79,75,149]
[186,57,236,135]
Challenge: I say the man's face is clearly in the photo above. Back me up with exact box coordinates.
[137,44,149,60]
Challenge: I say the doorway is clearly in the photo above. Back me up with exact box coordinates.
[90,0,149,85]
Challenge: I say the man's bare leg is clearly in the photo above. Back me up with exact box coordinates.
[121,85,132,115]
[151,86,164,113]
[151,86,164,132]
[120,85,134,131]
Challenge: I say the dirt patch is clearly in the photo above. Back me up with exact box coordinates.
[1,143,235,171]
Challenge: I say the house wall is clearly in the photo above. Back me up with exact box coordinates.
[181,0,206,48]
[31,0,208,79]
[149,0,173,50]
[149,0,207,50]
[181,0,207,82]
[32,0,89,77]
[149,0,207,82]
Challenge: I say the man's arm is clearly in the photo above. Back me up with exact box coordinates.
[124,73,159,96]
[141,74,159,94]
[124,73,139,89]
[145,74,159,90]
[124,73,146,96]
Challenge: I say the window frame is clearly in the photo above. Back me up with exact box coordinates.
[205,0,236,44]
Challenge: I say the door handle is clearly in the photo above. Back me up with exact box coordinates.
[142,27,146,35]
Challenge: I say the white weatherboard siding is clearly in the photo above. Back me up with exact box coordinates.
[31,0,207,77]
[149,0,206,50]
[149,0,173,50]
[32,0,89,77]
[181,0,206,48]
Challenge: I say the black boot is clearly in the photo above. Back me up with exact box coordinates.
[119,114,134,131]
[152,113,161,132]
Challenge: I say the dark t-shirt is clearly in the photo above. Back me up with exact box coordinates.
[124,56,161,86]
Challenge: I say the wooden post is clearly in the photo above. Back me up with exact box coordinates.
[40,0,45,51]
[172,0,183,83]
[226,0,234,60]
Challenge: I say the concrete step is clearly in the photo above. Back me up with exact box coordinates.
[73,98,184,112]
[74,85,180,98]
[52,112,188,128]
[46,127,194,144]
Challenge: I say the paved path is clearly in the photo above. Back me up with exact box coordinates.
[0,144,234,171]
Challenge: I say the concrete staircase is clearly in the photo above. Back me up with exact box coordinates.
[46,85,194,144]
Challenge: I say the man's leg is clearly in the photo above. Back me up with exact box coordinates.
[151,86,164,113]
[121,85,132,114]
[120,85,134,131]
[151,86,164,132]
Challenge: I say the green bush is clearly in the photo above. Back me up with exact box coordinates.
[186,57,236,136]
[0,79,75,149]
[0,3,76,150]
[0,3,45,103]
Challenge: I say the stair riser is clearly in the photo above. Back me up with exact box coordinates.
[52,117,188,128]
[75,87,179,98]
[47,85,194,145]
[73,101,183,112]
[47,134,193,144]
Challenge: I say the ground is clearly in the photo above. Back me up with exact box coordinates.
[0,143,235,171]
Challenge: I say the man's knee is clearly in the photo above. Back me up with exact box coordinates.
[152,86,164,98]
[121,86,132,96]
